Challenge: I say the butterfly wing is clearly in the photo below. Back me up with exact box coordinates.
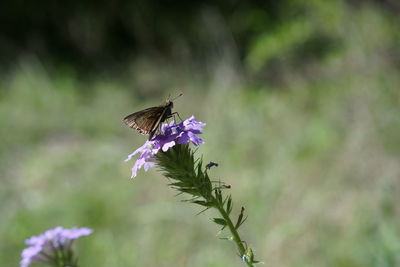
[123,106,165,136]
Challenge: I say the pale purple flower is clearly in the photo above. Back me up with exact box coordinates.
[20,226,93,267]
[125,116,206,178]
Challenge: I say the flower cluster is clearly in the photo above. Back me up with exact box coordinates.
[125,116,206,178]
[20,226,93,267]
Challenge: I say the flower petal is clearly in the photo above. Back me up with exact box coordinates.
[125,116,205,178]
[21,226,93,267]
[162,140,176,152]
[177,132,190,144]
[144,161,156,171]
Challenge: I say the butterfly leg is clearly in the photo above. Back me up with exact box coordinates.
[171,112,183,122]
[156,123,163,136]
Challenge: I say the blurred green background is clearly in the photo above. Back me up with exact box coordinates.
[1,0,400,266]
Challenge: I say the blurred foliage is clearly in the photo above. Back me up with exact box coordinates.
[1,0,400,266]
[1,0,399,74]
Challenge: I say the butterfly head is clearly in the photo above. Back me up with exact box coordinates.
[165,99,173,108]
[165,93,183,108]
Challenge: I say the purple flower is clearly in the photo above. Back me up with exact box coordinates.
[125,116,206,178]
[20,226,93,267]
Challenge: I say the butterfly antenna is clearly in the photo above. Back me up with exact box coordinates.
[171,93,183,101]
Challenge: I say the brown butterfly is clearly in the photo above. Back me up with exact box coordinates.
[123,94,182,140]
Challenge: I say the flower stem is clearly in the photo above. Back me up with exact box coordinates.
[155,144,257,265]
[213,196,254,267]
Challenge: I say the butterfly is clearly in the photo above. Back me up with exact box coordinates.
[123,94,182,140]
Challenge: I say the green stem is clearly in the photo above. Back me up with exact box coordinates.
[213,197,254,267]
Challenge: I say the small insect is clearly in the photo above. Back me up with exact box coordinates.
[206,161,219,170]
[123,94,182,140]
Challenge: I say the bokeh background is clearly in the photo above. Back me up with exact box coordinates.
[1,0,400,266]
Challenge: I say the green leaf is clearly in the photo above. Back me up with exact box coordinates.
[226,196,233,215]
[235,207,245,230]
[192,200,213,207]
[215,189,223,204]
[212,218,227,226]
[168,181,186,187]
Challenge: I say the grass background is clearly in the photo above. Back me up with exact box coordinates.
[1,1,400,266]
